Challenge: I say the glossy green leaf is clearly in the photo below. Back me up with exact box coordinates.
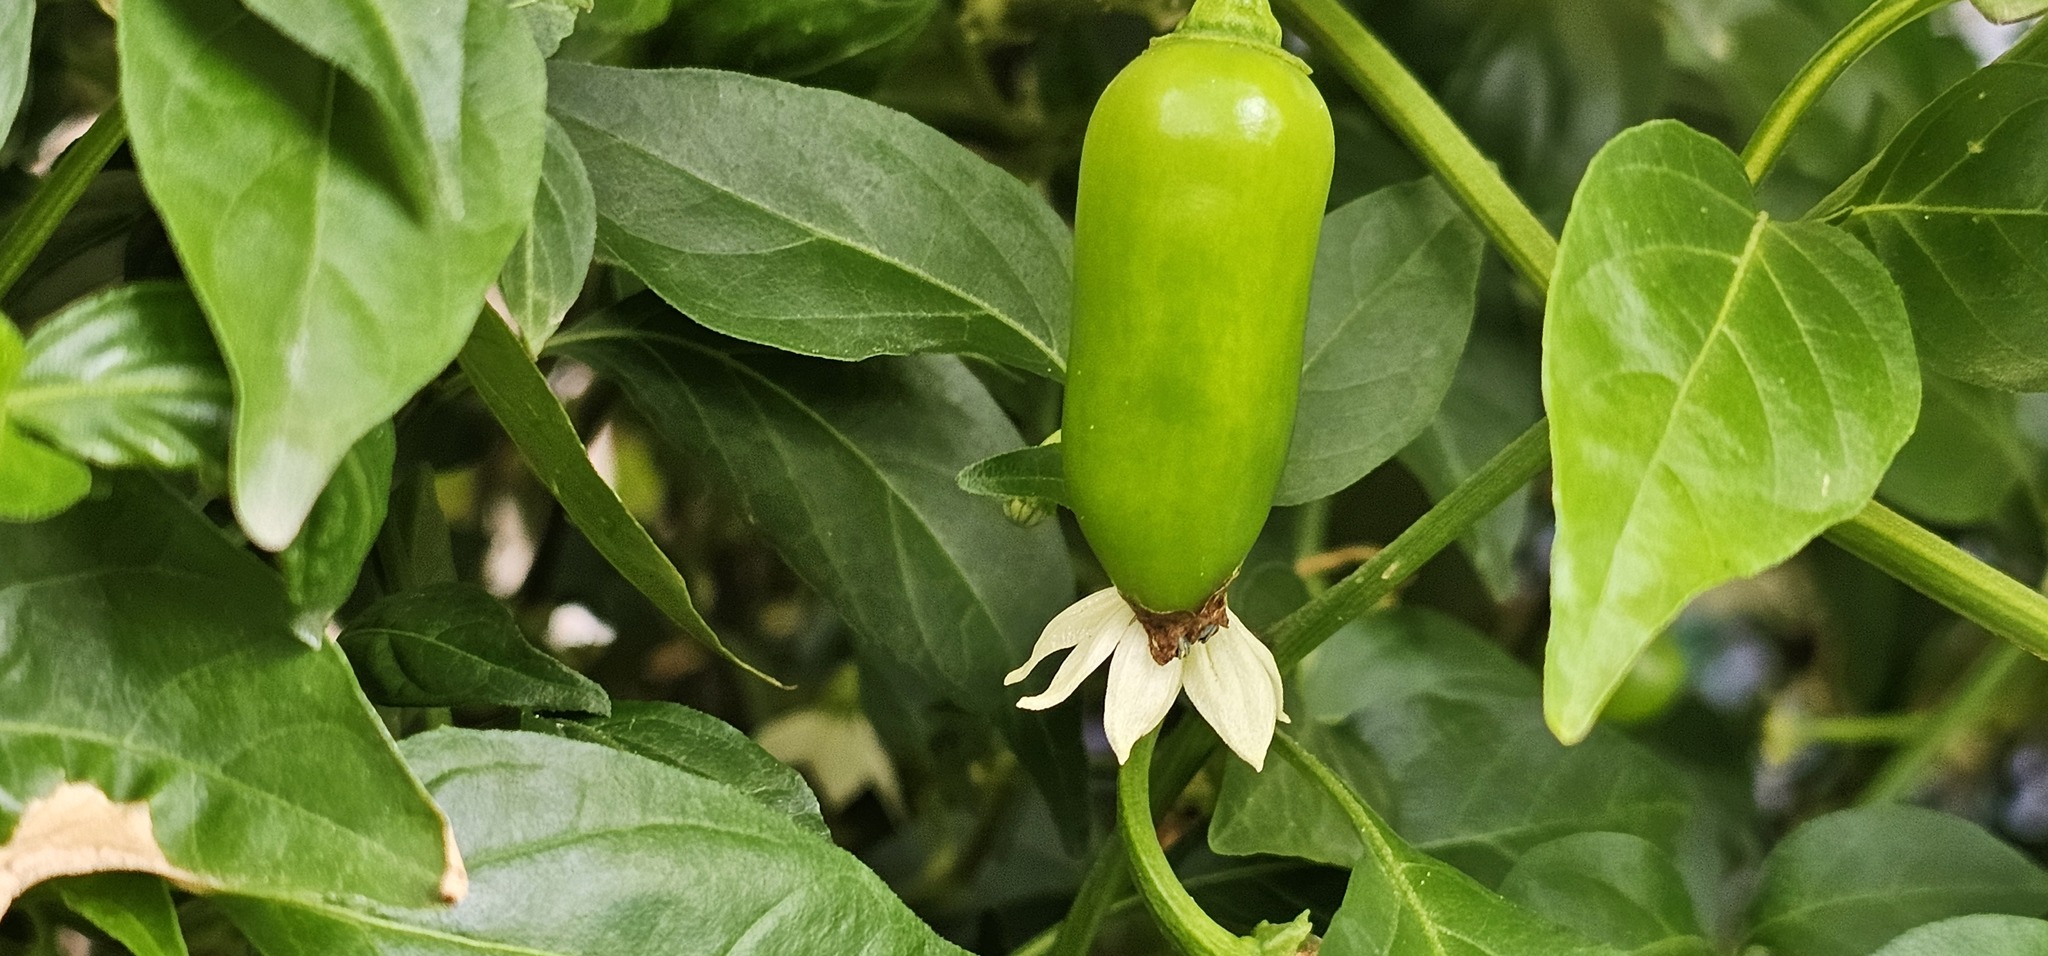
[1291,737,1622,956]
[456,313,777,684]
[1871,915,2048,955]
[524,701,825,836]
[10,283,229,472]
[48,874,189,956]
[501,118,594,355]
[1880,372,2032,526]
[1816,64,2048,392]
[0,320,89,523]
[1543,120,1919,743]
[1497,833,1710,954]
[218,729,967,955]
[1221,609,1694,885]
[1274,179,1482,505]
[1971,0,2048,24]
[548,62,1071,380]
[236,0,468,215]
[0,478,457,912]
[120,0,544,551]
[0,0,29,148]
[1743,804,2048,956]
[1396,333,1540,601]
[279,422,394,634]
[558,301,1072,718]
[956,441,1065,506]
[666,0,937,89]
[556,298,1082,800]
[341,582,609,714]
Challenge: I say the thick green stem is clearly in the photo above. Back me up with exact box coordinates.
[1178,0,1284,46]
[1740,0,1950,184]
[1273,0,1557,290]
[1825,503,2048,664]
[0,103,128,301]
[1116,733,1250,955]
[1861,641,2034,804]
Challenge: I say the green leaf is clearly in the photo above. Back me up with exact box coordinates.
[1440,0,1667,219]
[956,441,1065,506]
[548,62,1071,380]
[1880,371,2033,526]
[1970,0,2048,24]
[10,283,229,472]
[666,0,937,90]
[0,320,90,523]
[1282,738,1623,956]
[558,300,1073,720]
[341,581,610,714]
[236,0,468,216]
[1816,63,2048,392]
[1743,804,2048,956]
[1274,179,1483,505]
[1496,833,1710,954]
[1209,721,1388,868]
[120,0,544,551]
[0,427,90,522]
[279,422,394,633]
[217,729,967,955]
[1872,915,2048,955]
[456,312,777,684]
[0,0,29,148]
[501,118,594,355]
[523,701,825,836]
[555,298,1083,805]
[48,874,189,956]
[375,462,460,593]
[0,477,458,912]
[1240,609,1695,886]
[1396,333,1540,601]
[1543,120,1919,743]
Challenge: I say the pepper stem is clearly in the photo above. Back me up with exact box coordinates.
[1175,0,1284,47]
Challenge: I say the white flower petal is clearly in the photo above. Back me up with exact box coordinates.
[1005,587,1127,686]
[1103,621,1183,763]
[1183,619,1282,771]
[1014,590,1130,710]
[1228,609,1290,724]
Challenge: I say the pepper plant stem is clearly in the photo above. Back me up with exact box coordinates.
[0,103,128,301]
[1739,0,1950,184]
[1116,733,1250,955]
[1825,503,2048,664]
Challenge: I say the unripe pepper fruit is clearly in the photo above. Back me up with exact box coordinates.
[1062,0,1334,661]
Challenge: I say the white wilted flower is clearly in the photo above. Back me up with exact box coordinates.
[1004,587,1287,770]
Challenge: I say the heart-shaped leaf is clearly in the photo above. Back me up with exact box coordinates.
[341,582,610,715]
[1274,179,1482,505]
[1743,804,2048,956]
[10,283,229,472]
[120,0,544,550]
[1815,63,2048,391]
[0,477,458,913]
[1543,120,1918,743]
[500,118,595,355]
[547,62,1070,379]
[216,730,966,955]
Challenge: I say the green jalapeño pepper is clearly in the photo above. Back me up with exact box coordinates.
[1063,0,1333,657]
